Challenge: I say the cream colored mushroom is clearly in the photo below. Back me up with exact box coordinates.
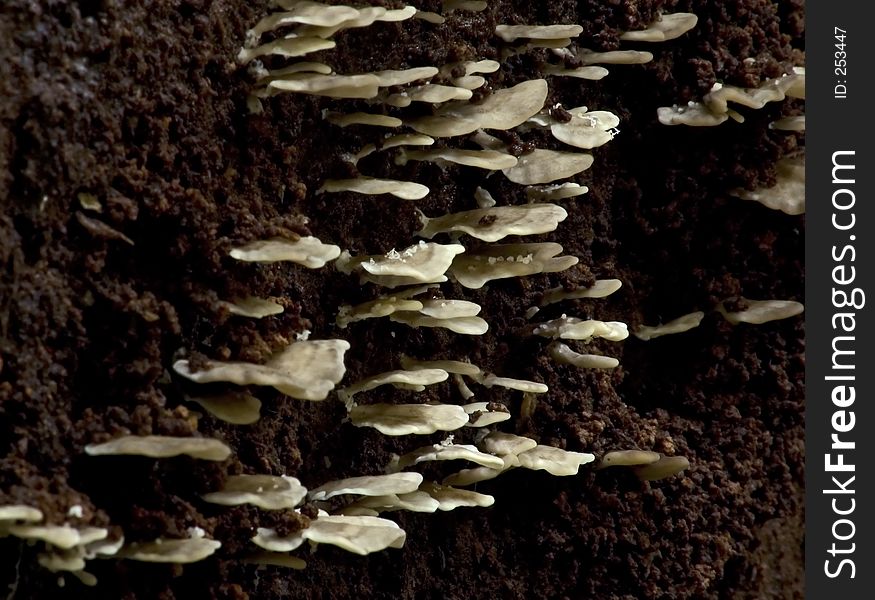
[449,242,578,289]
[525,183,589,202]
[549,342,619,369]
[189,391,262,425]
[319,177,429,200]
[472,372,548,394]
[620,13,698,42]
[397,148,517,170]
[417,204,567,242]
[301,515,407,555]
[503,149,594,185]
[395,441,505,470]
[550,108,620,150]
[442,455,519,486]
[308,473,423,501]
[119,538,222,563]
[478,431,538,456]
[657,102,729,126]
[237,37,335,64]
[718,298,804,325]
[266,73,381,99]
[543,65,609,80]
[540,279,622,306]
[343,491,440,514]
[230,237,341,268]
[597,450,661,469]
[85,436,232,461]
[337,368,449,405]
[217,297,285,319]
[202,475,307,510]
[336,242,464,284]
[324,112,403,128]
[634,311,705,341]
[174,339,349,401]
[0,505,43,523]
[517,445,595,475]
[421,482,495,510]
[463,402,511,427]
[399,356,481,377]
[730,155,805,215]
[336,295,424,328]
[349,403,470,435]
[532,316,629,342]
[495,24,583,42]
[577,48,654,65]
[634,456,690,480]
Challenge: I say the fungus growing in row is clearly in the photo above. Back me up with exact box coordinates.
[336,294,425,328]
[85,436,232,461]
[258,515,407,556]
[532,316,629,342]
[596,450,662,469]
[550,108,620,150]
[337,368,449,406]
[0,505,43,523]
[439,59,499,90]
[318,177,429,200]
[442,0,487,12]
[657,101,729,126]
[188,391,263,425]
[471,372,548,394]
[769,115,805,131]
[502,149,594,185]
[229,236,341,268]
[449,242,578,289]
[525,182,589,202]
[495,24,583,43]
[5,524,108,550]
[393,440,506,471]
[416,204,568,242]
[619,12,698,42]
[420,482,495,510]
[202,475,307,509]
[576,48,654,65]
[543,65,609,80]
[408,79,548,137]
[385,84,473,106]
[634,311,705,341]
[399,356,481,377]
[173,339,350,401]
[462,401,511,426]
[348,403,470,435]
[308,473,423,501]
[549,342,619,369]
[516,445,596,476]
[245,552,307,570]
[539,278,622,306]
[729,155,805,215]
[217,297,285,319]
[396,148,518,170]
[324,111,403,128]
[336,241,465,286]
[118,537,223,563]
[353,133,435,163]
[237,37,336,64]
[340,491,440,514]
[390,299,489,335]
[717,298,805,325]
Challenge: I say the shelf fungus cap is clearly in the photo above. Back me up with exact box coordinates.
[336,296,424,328]
[543,65,609,80]
[533,316,629,342]
[346,491,440,514]
[390,311,489,335]
[597,450,662,469]
[442,455,519,486]
[395,441,506,470]
[503,149,594,185]
[397,148,517,170]
[729,155,805,215]
[218,297,284,319]
[578,48,654,65]
[6,525,107,550]
[174,339,349,401]
[417,204,567,243]
[85,435,232,461]
[325,112,403,128]
[409,79,548,137]
[357,242,465,281]
[658,102,728,126]
[549,342,619,369]
[478,431,538,456]
[338,368,449,405]
[540,279,622,306]
[237,37,336,64]
[189,391,262,425]
[718,298,804,325]
[495,24,583,42]
[634,311,705,341]
[550,109,619,150]
[267,73,381,99]
[230,237,341,268]
[449,242,578,289]
[463,402,511,427]
[633,455,690,481]
[309,472,423,501]
[349,403,470,435]
[0,505,44,523]
[253,528,305,553]
[517,445,595,476]
[319,177,429,200]
[620,13,698,42]
[473,373,548,394]
[202,475,307,510]
[118,537,222,563]
[399,356,481,377]
[421,482,495,510]
[301,515,407,555]
[245,552,307,570]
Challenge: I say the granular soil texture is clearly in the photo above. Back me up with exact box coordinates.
[1,0,804,598]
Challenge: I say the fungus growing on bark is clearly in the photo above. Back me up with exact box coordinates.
[495,24,583,42]
[394,440,505,471]
[619,13,698,42]
[338,368,449,405]
[633,455,690,481]
[396,148,517,170]
[533,316,629,342]
[336,242,464,286]
[526,182,589,202]
[118,537,223,563]
[550,108,620,150]
[217,297,285,319]
[516,445,595,476]
[189,391,263,425]
[729,155,805,215]
[420,482,495,510]
[634,311,705,341]
[462,402,511,426]
[597,450,661,469]
[325,112,403,128]
[540,279,622,306]
[503,149,594,185]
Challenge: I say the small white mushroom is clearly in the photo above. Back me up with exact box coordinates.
[503,149,593,185]
[620,13,698,42]
[308,473,423,501]
[397,148,518,170]
[634,311,705,340]
[540,279,622,306]
[189,391,262,425]
[533,316,629,342]
[550,108,620,150]
[338,368,449,405]
[203,475,307,510]
[549,342,619,369]
[449,242,579,289]
[417,204,567,242]
[218,297,284,319]
[729,155,805,215]
[634,456,690,480]
[718,298,804,325]
[597,450,661,469]
[238,37,335,64]
[324,112,403,128]
[319,177,429,200]
[395,441,505,470]
[421,482,495,510]
[118,538,222,563]
[495,24,583,42]
[517,445,595,476]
